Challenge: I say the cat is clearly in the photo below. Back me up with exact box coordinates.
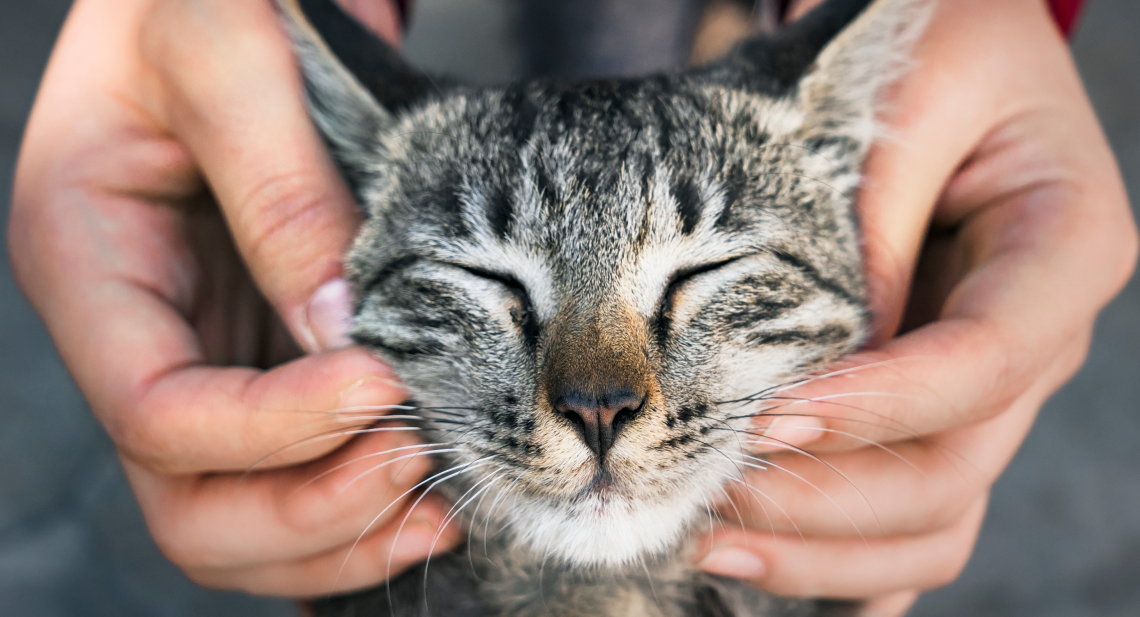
[273,0,930,614]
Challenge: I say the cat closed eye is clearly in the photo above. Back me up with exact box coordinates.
[663,256,747,304]
[450,262,535,315]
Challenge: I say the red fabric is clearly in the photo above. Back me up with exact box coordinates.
[1048,0,1087,36]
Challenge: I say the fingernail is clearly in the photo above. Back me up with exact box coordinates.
[699,547,767,580]
[752,414,824,453]
[336,375,405,415]
[306,278,354,352]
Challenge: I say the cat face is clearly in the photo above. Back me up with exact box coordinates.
[278,0,928,566]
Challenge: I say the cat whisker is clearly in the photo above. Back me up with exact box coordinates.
[724,407,923,470]
[775,391,926,403]
[285,442,452,500]
[538,534,552,612]
[731,453,872,544]
[745,425,926,478]
[469,467,504,545]
[320,413,452,424]
[335,447,462,497]
[713,482,749,536]
[467,469,508,581]
[326,404,423,415]
[713,471,776,542]
[700,496,715,537]
[713,356,936,407]
[733,395,925,442]
[710,426,882,535]
[377,456,497,613]
[774,355,937,393]
[733,400,978,481]
[691,436,749,481]
[484,477,520,558]
[636,552,660,605]
[241,424,424,478]
[339,457,491,580]
[433,421,495,446]
[433,470,503,554]
[425,470,504,603]
[713,469,804,545]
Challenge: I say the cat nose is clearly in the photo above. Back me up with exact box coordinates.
[553,389,645,460]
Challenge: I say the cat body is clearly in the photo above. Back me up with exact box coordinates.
[316,536,856,617]
[273,0,931,614]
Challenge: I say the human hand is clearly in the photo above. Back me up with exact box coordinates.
[695,0,1138,614]
[9,0,458,597]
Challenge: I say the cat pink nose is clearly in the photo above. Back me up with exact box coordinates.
[554,389,645,459]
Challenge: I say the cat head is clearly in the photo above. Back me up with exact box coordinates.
[278,0,929,566]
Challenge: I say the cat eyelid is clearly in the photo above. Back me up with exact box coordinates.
[664,255,748,295]
[444,262,534,309]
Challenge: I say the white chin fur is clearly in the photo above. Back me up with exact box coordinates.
[509,489,706,567]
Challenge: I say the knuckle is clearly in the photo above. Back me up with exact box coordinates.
[277,445,426,535]
[6,205,34,292]
[108,399,179,473]
[920,501,987,590]
[913,486,981,534]
[110,386,209,476]
[1113,216,1140,292]
[181,566,253,593]
[233,173,337,266]
[923,560,966,590]
[146,512,206,569]
[181,567,228,590]
[1083,189,1138,301]
[275,474,350,535]
[928,541,974,589]
[146,509,241,573]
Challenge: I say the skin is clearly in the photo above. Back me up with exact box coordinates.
[7,0,1136,615]
[696,0,1138,614]
[10,0,453,597]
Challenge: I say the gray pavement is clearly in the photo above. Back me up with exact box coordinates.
[2,1,1138,615]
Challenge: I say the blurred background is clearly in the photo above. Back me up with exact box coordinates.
[2,1,1137,615]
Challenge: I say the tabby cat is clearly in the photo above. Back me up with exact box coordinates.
[274,0,930,614]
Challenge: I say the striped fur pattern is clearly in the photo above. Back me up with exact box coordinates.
[275,0,930,615]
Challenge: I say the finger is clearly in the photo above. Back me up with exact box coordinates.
[127,346,409,473]
[11,0,405,477]
[756,0,1133,451]
[143,0,365,351]
[126,427,444,570]
[743,251,1102,452]
[187,494,461,596]
[725,338,1080,537]
[855,0,1085,341]
[698,497,987,598]
[18,151,400,475]
[860,590,919,617]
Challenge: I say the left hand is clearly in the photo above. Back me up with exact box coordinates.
[694,1,1137,614]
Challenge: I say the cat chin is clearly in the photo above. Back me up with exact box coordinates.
[506,489,705,567]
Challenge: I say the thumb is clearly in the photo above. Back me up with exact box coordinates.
[146,0,399,352]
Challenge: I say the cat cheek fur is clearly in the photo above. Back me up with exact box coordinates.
[276,0,932,614]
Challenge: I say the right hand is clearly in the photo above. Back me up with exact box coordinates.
[9,0,459,596]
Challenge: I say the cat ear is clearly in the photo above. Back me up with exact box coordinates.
[725,0,932,145]
[274,0,435,188]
